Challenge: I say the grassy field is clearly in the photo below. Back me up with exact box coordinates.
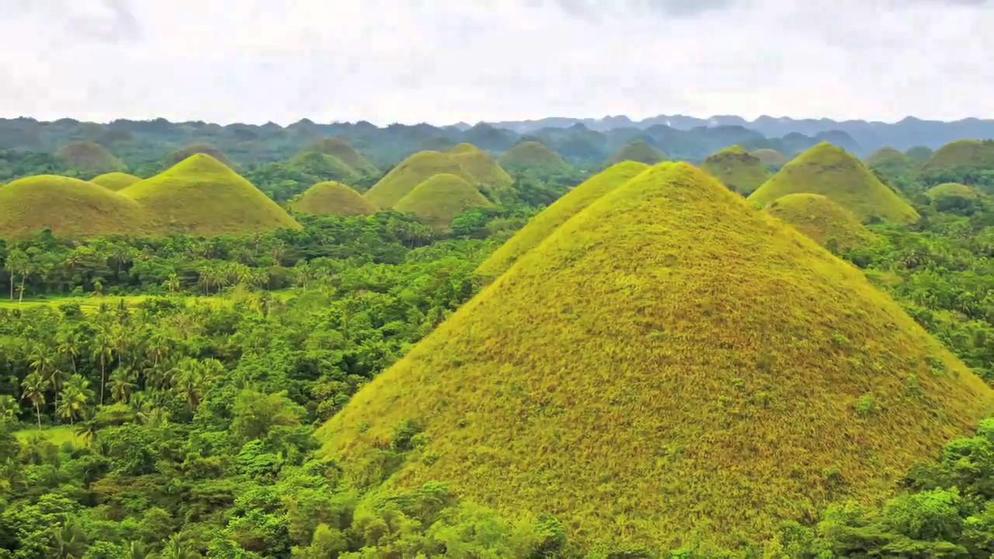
[15,426,88,447]
[0,294,229,312]
[90,171,142,191]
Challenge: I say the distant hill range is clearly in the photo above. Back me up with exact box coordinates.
[1,114,991,171]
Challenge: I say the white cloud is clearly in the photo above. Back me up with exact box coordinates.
[0,0,991,125]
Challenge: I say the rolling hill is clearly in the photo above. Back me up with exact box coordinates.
[750,148,789,168]
[290,181,377,217]
[749,143,920,223]
[120,154,300,235]
[393,173,493,230]
[0,175,146,238]
[764,193,877,253]
[90,171,142,191]
[319,162,993,551]
[923,139,994,175]
[926,182,983,214]
[166,144,232,167]
[365,144,512,208]
[56,142,124,175]
[289,151,363,185]
[701,145,770,195]
[497,141,570,175]
[310,137,379,176]
[476,161,649,280]
[608,140,667,165]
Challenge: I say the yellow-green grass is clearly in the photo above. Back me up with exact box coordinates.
[167,144,232,167]
[121,154,300,236]
[750,148,790,168]
[476,161,649,280]
[926,182,981,201]
[57,141,124,175]
[311,138,379,176]
[0,295,228,313]
[290,181,377,216]
[365,144,513,209]
[289,151,363,184]
[498,141,570,174]
[15,426,87,447]
[866,147,910,168]
[319,162,994,550]
[764,193,877,253]
[90,171,142,191]
[0,175,148,239]
[924,139,994,172]
[702,145,770,195]
[608,140,667,165]
[393,174,494,230]
[749,143,919,223]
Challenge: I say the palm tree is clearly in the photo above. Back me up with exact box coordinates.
[57,375,93,425]
[48,522,87,559]
[158,537,200,559]
[91,326,115,406]
[122,541,150,559]
[109,366,137,403]
[0,394,18,421]
[163,273,181,294]
[56,327,81,373]
[27,344,58,414]
[21,372,47,428]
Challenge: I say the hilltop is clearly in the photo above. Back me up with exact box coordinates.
[749,143,920,223]
[166,144,232,167]
[310,137,380,176]
[56,142,124,175]
[290,181,377,216]
[866,147,914,179]
[764,193,877,253]
[120,154,300,235]
[289,151,363,185]
[497,141,570,175]
[365,143,512,208]
[0,175,146,238]
[923,139,994,176]
[320,162,993,550]
[476,161,649,280]
[90,171,142,191]
[701,145,770,195]
[750,148,789,168]
[608,140,667,165]
[394,173,493,230]
[926,182,983,214]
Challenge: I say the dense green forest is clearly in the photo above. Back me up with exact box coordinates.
[2,129,994,558]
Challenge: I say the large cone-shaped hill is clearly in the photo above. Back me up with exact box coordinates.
[366,144,512,209]
[750,143,919,223]
[0,175,146,238]
[476,161,649,280]
[702,145,770,195]
[57,141,124,175]
[498,141,570,175]
[923,140,994,174]
[764,193,877,253]
[393,173,493,230]
[90,171,142,191]
[320,162,994,550]
[120,154,300,235]
[310,138,379,176]
[608,140,667,165]
[291,181,377,217]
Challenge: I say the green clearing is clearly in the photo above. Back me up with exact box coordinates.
[14,426,88,447]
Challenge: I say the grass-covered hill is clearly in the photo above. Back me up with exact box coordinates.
[310,137,379,177]
[166,144,232,167]
[749,143,920,223]
[120,154,300,235]
[56,141,124,175]
[0,175,146,238]
[926,182,984,214]
[497,140,570,175]
[290,181,377,216]
[923,140,994,175]
[608,140,667,165]
[288,151,363,185]
[750,148,789,168]
[393,173,493,230]
[365,143,512,209]
[701,145,770,195]
[476,161,649,280]
[318,162,994,551]
[90,171,142,191]
[764,193,877,253]
[866,147,914,178]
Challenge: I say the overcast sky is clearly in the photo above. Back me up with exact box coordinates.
[2,0,992,125]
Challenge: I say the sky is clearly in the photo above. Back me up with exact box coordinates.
[1,0,993,126]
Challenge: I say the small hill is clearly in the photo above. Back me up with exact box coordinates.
[476,161,649,280]
[923,139,994,174]
[310,138,379,176]
[497,141,570,175]
[608,140,667,165]
[0,175,146,238]
[701,145,770,195]
[749,143,920,223]
[289,151,363,185]
[926,182,983,214]
[393,173,493,230]
[290,181,377,217]
[764,193,877,253]
[56,142,124,175]
[750,148,789,168]
[905,146,933,163]
[365,144,512,209]
[120,154,300,235]
[166,144,231,167]
[866,147,913,179]
[90,172,142,191]
[320,162,993,551]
